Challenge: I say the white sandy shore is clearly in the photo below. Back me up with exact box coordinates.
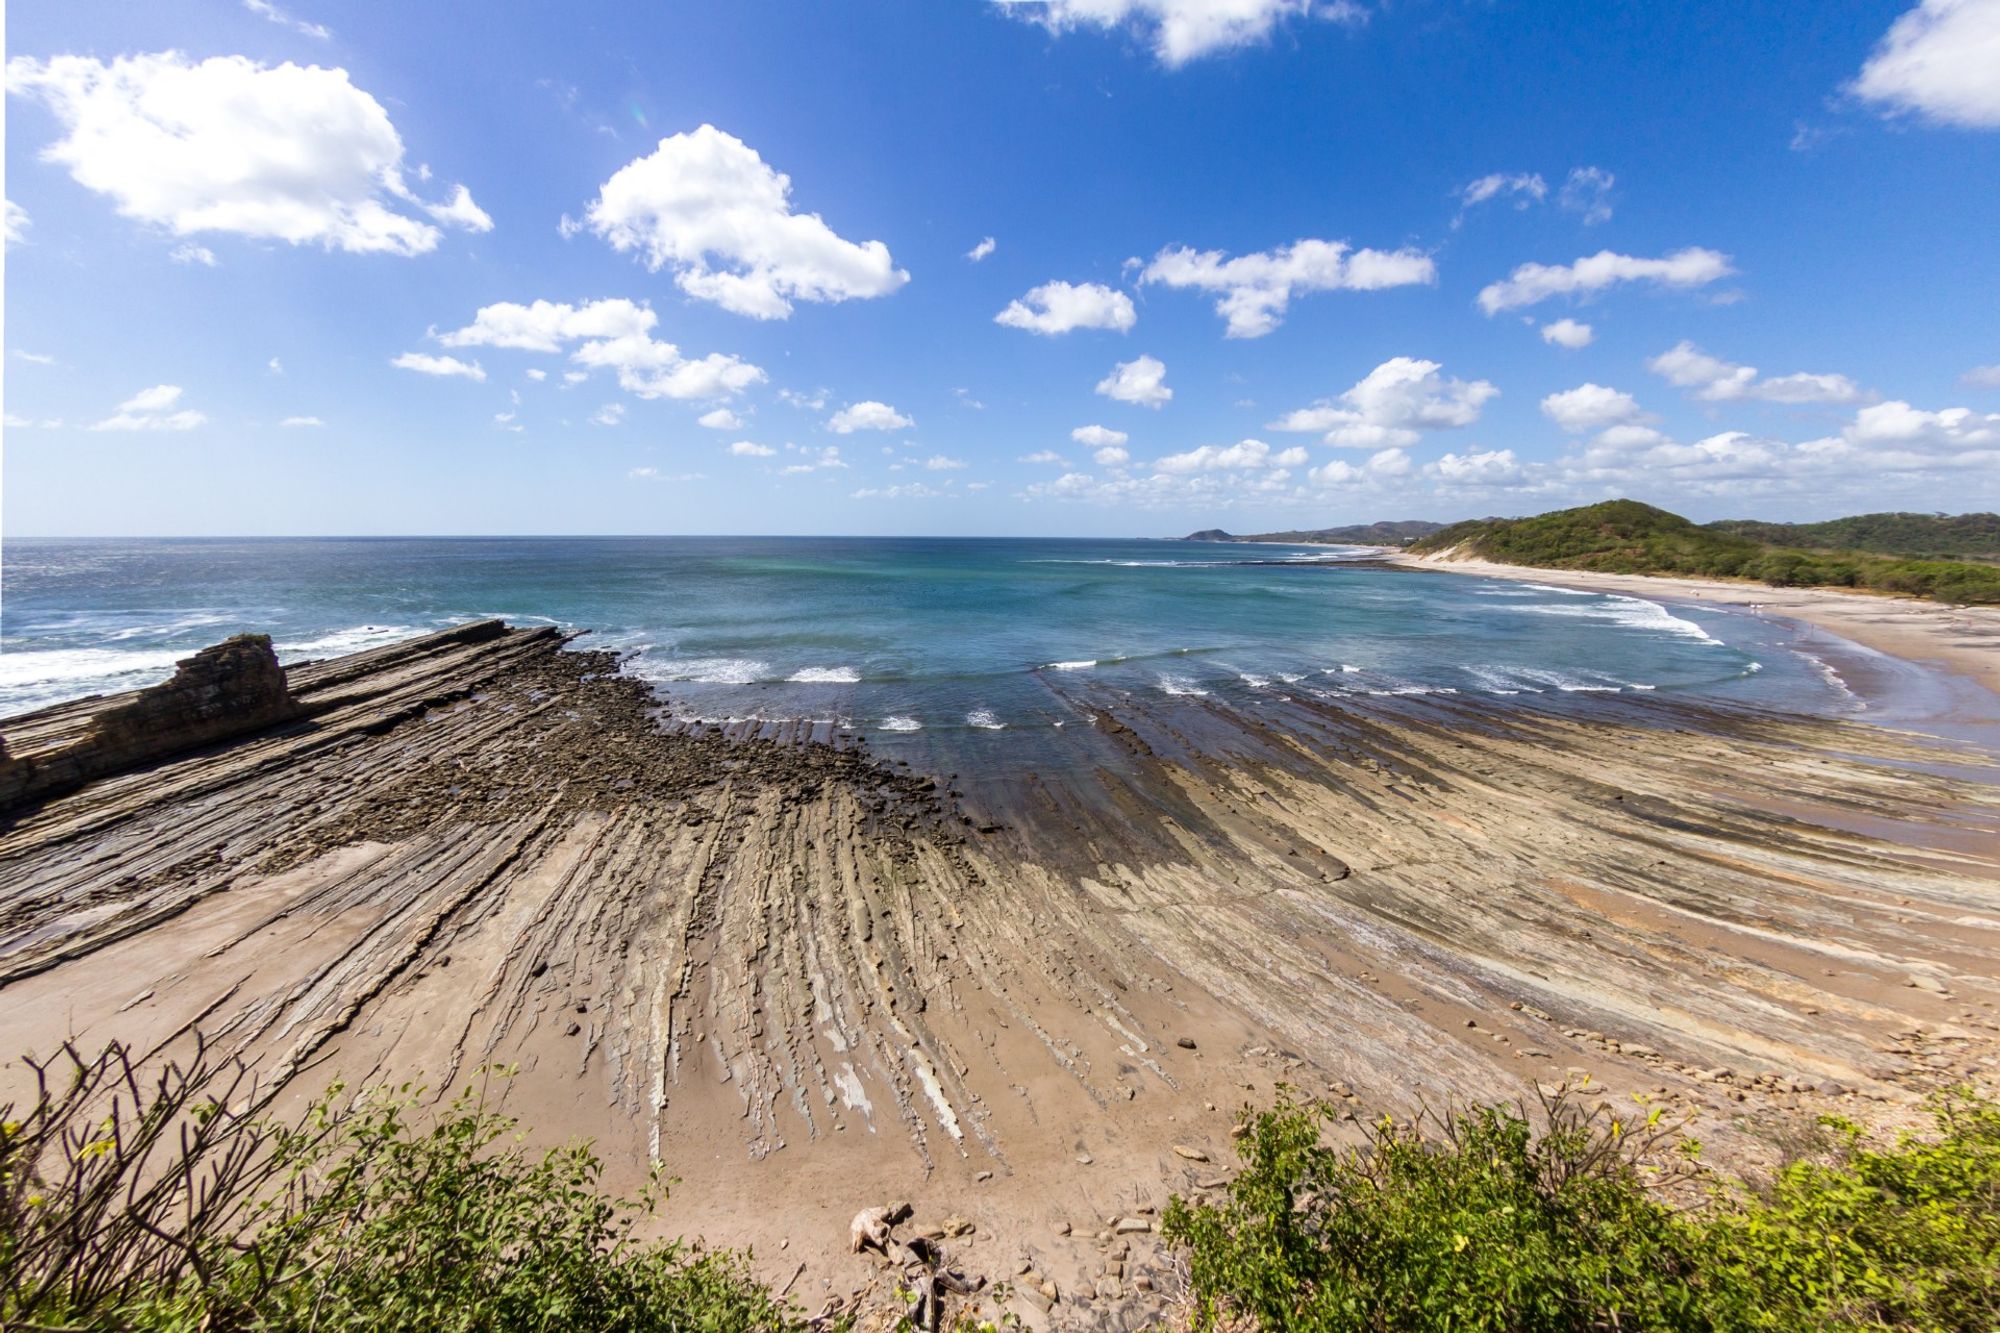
[1390,552,2000,702]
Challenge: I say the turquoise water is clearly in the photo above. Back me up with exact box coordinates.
[0,536,1845,731]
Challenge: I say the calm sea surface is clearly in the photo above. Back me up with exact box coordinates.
[0,536,1863,733]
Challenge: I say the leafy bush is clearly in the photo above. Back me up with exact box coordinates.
[0,1041,806,1332]
[1162,1087,2000,1332]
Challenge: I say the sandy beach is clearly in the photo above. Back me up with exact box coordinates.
[3,621,1998,1329]
[1393,551,2000,703]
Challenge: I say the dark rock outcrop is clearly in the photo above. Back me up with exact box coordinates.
[0,635,302,812]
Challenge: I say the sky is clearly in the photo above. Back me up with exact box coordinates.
[4,0,1999,537]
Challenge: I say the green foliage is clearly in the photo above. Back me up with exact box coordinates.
[0,1042,807,1333]
[1162,1086,2000,1332]
[1409,500,2000,604]
[1706,513,2000,563]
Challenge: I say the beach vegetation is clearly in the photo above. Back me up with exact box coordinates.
[1162,1083,2000,1331]
[1410,500,2000,604]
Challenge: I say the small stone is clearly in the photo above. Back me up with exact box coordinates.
[1054,1221,1072,1236]
[1171,1144,1209,1162]
[1176,1036,1198,1050]
[1115,1217,1151,1234]
[975,1170,993,1183]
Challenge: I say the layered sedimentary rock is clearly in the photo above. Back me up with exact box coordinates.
[0,621,1996,1329]
[0,634,301,811]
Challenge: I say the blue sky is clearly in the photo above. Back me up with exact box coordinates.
[5,0,1999,536]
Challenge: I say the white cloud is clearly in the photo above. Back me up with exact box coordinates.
[1556,166,1615,224]
[492,411,522,432]
[6,52,486,256]
[243,0,330,40]
[279,415,323,427]
[1851,0,2000,129]
[392,352,485,381]
[4,199,29,247]
[1647,341,1865,404]
[1540,383,1647,433]
[779,445,848,473]
[920,454,968,470]
[699,407,744,429]
[1964,364,2000,388]
[1428,448,1526,485]
[1477,247,1734,314]
[953,387,986,410]
[1019,450,1070,465]
[1094,445,1131,466]
[967,236,996,262]
[1268,356,1497,447]
[1460,172,1545,210]
[728,440,776,457]
[591,403,626,427]
[437,298,763,401]
[827,400,914,433]
[422,184,492,233]
[1309,447,1412,486]
[13,349,56,365]
[778,387,829,411]
[91,384,207,431]
[169,242,217,266]
[1840,400,2000,452]
[524,368,548,382]
[1070,424,1129,448]
[1156,438,1306,472]
[1096,355,1171,408]
[1141,239,1434,337]
[991,0,1367,67]
[267,357,284,375]
[854,481,953,499]
[995,280,1136,335]
[577,124,907,318]
[1540,318,1594,349]
[628,466,704,482]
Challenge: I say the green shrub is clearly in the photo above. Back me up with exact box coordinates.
[0,1042,806,1332]
[1163,1087,2000,1332]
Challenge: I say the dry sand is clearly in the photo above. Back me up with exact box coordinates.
[2,621,1997,1329]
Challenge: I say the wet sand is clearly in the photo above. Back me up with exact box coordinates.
[2,622,1997,1329]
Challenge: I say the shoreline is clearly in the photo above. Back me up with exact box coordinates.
[1389,550,2000,716]
[3,622,1997,1328]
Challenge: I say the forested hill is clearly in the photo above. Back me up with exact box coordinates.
[1183,520,1445,545]
[1409,500,2000,605]
[1705,512,2000,561]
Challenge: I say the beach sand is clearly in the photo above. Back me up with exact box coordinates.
[2,621,1997,1329]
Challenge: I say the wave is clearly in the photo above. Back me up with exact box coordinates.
[966,709,1006,729]
[1157,673,1209,696]
[879,715,923,731]
[278,624,421,657]
[1516,594,1721,645]
[629,655,769,685]
[1046,659,1097,671]
[789,666,861,684]
[0,647,185,694]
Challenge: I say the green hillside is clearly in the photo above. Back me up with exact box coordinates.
[1410,500,2000,604]
[1184,520,1445,545]
[1704,511,2000,561]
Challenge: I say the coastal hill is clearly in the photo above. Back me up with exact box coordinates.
[1707,511,2000,562]
[1184,519,1445,545]
[1409,500,2000,604]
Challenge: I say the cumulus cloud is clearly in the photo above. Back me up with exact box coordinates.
[591,403,626,427]
[1477,247,1734,314]
[92,383,207,431]
[1071,424,1129,450]
[1096,355,1171,408]
[1155,438,1306,472]
[854,481,953,499]
[575,124,906,319]
[1839,400,2000,453]
[1556,166,1615,224]
[436,298,763,400]
[1020,450,1070,465]
[1851,0,2000,129]
[995,280,1136,335]
[1458,172,1545,216]
[5,199,29,247]
[699,407,744,429]
[1094,445,1131,466]
[728,440,776,457]
[827,400,914,433]
[1964,364,2000,388]
[779,445,848,473]
[990,0,1367,66]
[1141,239,1434,337]
[1307,447,1413,487]
[629,467,704,482]
[169,243,217,266]
[1268,356,1497,447]
[6,52,487,257]
[279,415,323,427]
[392,352,486,381]
[1647,340,1866,405]
[1541,318,1594,349]
[967,236,996,262]
[1540,383,1647,433]
[920,454,969,470]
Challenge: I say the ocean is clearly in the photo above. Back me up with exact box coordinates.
[0,536,1859,740]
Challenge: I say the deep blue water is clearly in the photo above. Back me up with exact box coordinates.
[0,536,1851,730]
